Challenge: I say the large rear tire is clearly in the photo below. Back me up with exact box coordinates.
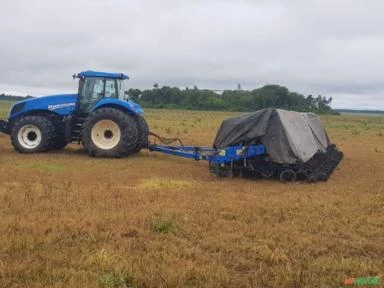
[11,115,55,153]
[81,108,138,158]
[133,114,149,153]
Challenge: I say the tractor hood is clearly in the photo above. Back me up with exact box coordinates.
[8,94,77,120]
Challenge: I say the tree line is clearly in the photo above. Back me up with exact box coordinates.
[0,94,33,101]
[0,84,337,114]
[127,84,336,114]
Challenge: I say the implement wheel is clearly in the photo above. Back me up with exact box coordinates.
[81,108,138,158]
[279,169,296,183]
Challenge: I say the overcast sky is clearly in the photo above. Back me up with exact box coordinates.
[0,0,383,109]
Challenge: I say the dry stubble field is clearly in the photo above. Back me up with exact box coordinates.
[0,101,384,288]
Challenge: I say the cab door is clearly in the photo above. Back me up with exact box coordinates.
[77,77,105,113]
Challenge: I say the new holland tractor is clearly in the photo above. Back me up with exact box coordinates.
[0,71,148,158]
[0,70,343,182]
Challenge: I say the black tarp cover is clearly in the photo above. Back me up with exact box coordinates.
[213,108,329,164]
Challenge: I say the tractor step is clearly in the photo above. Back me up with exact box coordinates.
[64,116,86,142]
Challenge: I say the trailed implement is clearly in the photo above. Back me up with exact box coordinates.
[148,133,343,183]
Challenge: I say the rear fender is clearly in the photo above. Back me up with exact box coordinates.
[92,98,143,115]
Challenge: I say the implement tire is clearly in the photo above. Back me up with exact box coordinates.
[279,169,297,183]
[81,107,138,158]
[11,115,55,153]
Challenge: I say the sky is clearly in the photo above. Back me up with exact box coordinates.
[0,0,383,109]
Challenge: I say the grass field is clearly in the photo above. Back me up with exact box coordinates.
[0,101,383,287]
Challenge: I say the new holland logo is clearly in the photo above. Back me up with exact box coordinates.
[48,103,75,111]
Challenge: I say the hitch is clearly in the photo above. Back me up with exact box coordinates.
[0,120,10,135]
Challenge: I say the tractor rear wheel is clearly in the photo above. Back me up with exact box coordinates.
[11,115,55,153]
[133,114,149,153]
[81,108,138,158]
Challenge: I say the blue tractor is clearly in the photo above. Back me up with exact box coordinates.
[0,71,149,157]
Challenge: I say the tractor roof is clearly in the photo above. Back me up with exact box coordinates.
[77,70,129,80]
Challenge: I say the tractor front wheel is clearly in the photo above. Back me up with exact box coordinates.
[81,108,138,158]
[11,115,55,153]
[51,135,68,150]
[50,117,68,150]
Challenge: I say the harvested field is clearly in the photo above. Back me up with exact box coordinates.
[0,101,383,287]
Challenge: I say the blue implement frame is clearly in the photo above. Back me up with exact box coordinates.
[148,144,265,165]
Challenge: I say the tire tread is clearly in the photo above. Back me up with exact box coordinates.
[11,115,55,153]
[81,108,138,158]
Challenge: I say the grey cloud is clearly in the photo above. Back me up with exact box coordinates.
[0,0,383,109]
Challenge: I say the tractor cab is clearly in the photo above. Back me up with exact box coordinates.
[73,71,130,113]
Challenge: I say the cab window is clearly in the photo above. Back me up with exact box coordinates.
[78,77,118,112]
[105,79,117,98]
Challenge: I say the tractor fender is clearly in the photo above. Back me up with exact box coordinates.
[91,98,143,115]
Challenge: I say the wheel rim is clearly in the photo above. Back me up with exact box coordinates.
[17,124,42,149]
[91,119,121,150]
